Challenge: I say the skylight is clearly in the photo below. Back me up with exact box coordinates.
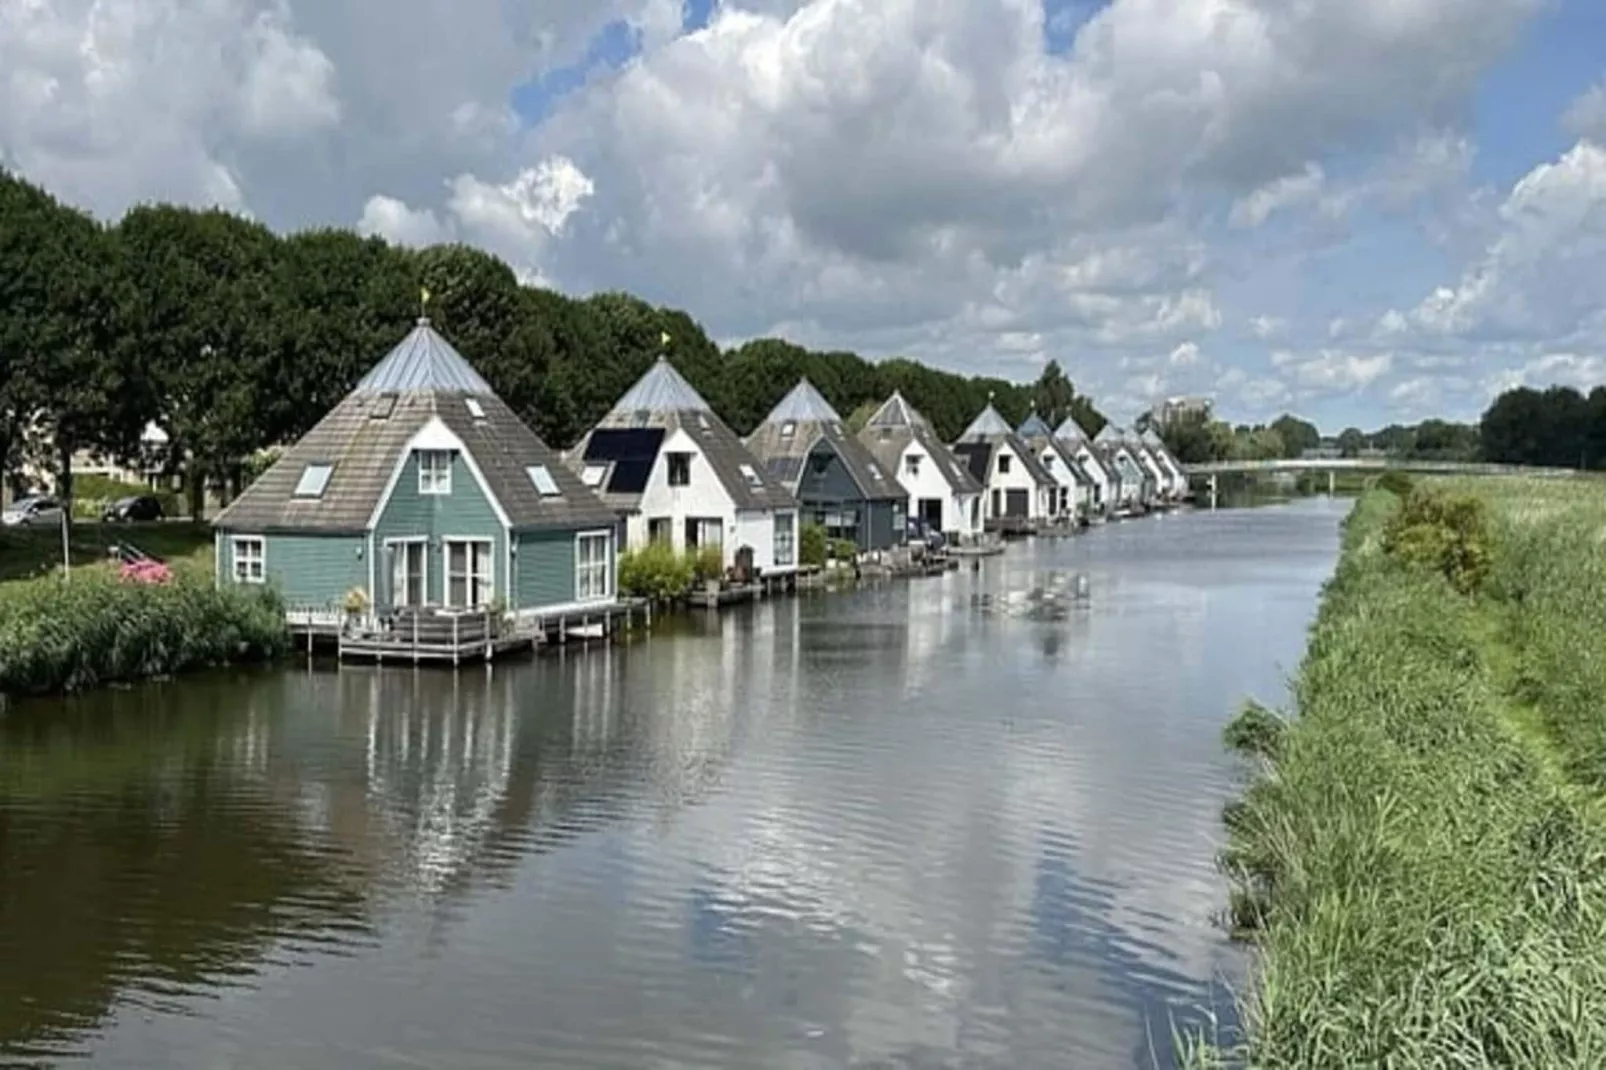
[780,421,796,438]
[293,463,333,498]
[369,393,397,420]
[738,463,763,487]
[465,397,486,419]
[581,464,607,487]
[526,465,561,496]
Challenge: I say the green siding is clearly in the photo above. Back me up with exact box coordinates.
[515,530,575,610]
[373,451,507,607]
[216,531,365,608]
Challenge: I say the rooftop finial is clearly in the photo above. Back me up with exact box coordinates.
[418,285,432,327]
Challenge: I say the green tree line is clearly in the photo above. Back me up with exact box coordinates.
[1,170,1105,512]
[1478,385,1606,469]
[1153,405,1482,466]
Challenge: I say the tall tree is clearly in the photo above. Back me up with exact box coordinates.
[1269,414,1321,458]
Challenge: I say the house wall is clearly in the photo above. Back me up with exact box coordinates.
[861,498,906,550]
[631,427,740,563]
[1133,449,1168,500]
[513,527,615,610]
[1113,451,1146,504]
[1073,446,1111,510]
[891,443,971,538]
[981,441,1045,521]
[373,451,507,606]
[216,530,366,607]
[1036,447,1084,519]
[735,508,794,574]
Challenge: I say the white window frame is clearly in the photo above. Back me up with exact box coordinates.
[293,463,334,498]
[232,536,265,585]
[905,453,921,477]
[997,453,1012,475]
[443,537,494,608]
[385,537,429,607]
[418,450,452,496]
[575,530,613,603]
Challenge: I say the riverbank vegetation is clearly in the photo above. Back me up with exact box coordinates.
[1,169,1102,510]
[0,564,288,698]
[0,522,214,584]
[1193,478,1606,1066]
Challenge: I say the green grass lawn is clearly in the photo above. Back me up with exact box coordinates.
[0,522,214,584]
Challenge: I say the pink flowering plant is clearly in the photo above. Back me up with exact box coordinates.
[119,559,173,585]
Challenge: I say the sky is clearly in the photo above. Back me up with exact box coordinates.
[3,0,1605,431]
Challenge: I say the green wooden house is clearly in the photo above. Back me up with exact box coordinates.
[212,317,621,625]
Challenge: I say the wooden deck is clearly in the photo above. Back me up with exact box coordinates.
[288,600,651,664]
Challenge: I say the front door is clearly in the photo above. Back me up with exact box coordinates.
[390,540,426,607]
[1005,489,1029,517]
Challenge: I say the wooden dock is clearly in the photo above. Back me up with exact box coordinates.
[289,600,650,665]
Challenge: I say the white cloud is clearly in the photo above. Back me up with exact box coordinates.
[1230,164,1326,228]
[1272,350,1394,392]
[358,195,453,248]
[1484,352,1606,398]
[1169,341,1201,366]
[1247,315,1285,340]
[1563,81,1606,143]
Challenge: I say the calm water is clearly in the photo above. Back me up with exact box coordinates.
[0,499,1345,1070]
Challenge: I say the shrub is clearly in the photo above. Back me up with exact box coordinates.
[799,522,828,567]
[0,566,289,697]
[693,544,725,583]
[827,537,859,562]
[1374,469,1415,497]
[1380,486,1491,595]
[118,560,173,585]
[618,542,695,601]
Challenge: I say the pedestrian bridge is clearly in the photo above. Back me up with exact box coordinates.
[1181,458,1583,478]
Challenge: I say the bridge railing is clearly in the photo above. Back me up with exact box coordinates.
[1180,458,1589,478]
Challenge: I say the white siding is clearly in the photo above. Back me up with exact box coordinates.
[980,442,1045,522]
[893,443,981,538]
[1037,447,1083,518]
[1073,445,1111,512]
[735,509,795,574]
[627,427,737,557]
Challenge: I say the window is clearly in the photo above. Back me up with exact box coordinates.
[1042,453,1054,470]
[696,413,711,432]
[738,462,763,487]
[369,393,397,420]
[576,532,612,601]
[997,454,1012,475]
[685,517,723,549]
[418,450,452,495]
[581,464,607,488]
[389,539,426,607]
[666,452,692,487]
[445,539,493,607]
[648,517,672,545]
[526,464,560,496]
[232,537,265,584]
[780,421,796,438]
[905,453,922,477]
[293,463,333,498]
[465,397,486,420]
[774,513,795,566]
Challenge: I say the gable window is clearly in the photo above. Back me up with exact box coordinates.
[774,513,795,567]
[1042,453,1054,470]
[293,463,333,498]
[445,539,493,607]
[576,531,612,602]
[232,537,265,584]
[997,454,1012,475]
[905,453,922,477]
[526,464,560,496]
[418,450,452,495]
[666,452,692,487]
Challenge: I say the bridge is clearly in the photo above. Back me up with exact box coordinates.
[1180,457,1586,507]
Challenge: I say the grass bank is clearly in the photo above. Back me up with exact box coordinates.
[0,562,289,699]
[0,521,214,584]
[1190,480,1606,1067]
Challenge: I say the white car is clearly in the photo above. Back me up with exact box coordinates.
[1,496,64,527]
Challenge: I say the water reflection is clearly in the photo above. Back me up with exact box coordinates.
[0,499,1343,1068]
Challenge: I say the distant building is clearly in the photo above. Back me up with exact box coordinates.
[951,402,1057,528]
[1017,411,1092,521]
[857,392,984,541]
[1053,416,1113,517]
[1147,396,1212,428]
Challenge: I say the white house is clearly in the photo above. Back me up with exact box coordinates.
[567,357,800,575]
[951,403,1056,527]
[1017,412,1091,522]
[857,392,983,541]
[1119,427,1171,502]
[1140,428,1189,499]
[1055,416,1112,518]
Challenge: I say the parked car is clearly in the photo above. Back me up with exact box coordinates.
[1,496,64,527]
[102,495,165,523]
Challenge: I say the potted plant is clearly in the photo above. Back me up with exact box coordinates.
[341,586,371,629]
[487,594,508,637]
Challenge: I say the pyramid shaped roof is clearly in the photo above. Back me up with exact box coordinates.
[857,392,980,495]
[1017,411,1054,439]
[959,403,1014,441]
[764,378,843,424]
[865,391,930,431]
[1055,415,1091,443]
[215,320,615,535]
[613,356,712,414]
[353,319,495,395]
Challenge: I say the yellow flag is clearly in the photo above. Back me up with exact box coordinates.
[660,330,671,347]
[421,286,432,306]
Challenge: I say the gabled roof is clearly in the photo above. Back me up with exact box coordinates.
[746,379,904,502]
[956,403,1056,486]
[215,320,615,534]
[1066,437,1111,483]
[857,392,981,495]
[1024,431,1089,487]
[1094,423,1124,446]
[578,357,796,512]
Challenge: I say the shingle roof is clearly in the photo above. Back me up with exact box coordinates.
[951,441,994,486]
[353,319,495,395]
[1068,438,1111,483]
[746,380,904,502]
[580,358,796,513]
[857,393,981,494]
[215,321,616,534]
[1021,430,1089,486]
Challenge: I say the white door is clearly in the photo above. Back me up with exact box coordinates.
[445,539,493,607]
[390,541,426,607]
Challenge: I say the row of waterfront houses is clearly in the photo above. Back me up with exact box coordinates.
[212,319,1190,621]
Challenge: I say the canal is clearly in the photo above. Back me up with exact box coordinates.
[0,498,1345,1069]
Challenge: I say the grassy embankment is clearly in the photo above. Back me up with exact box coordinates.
[1188,477,1606,1067]
[0,524,286,698]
